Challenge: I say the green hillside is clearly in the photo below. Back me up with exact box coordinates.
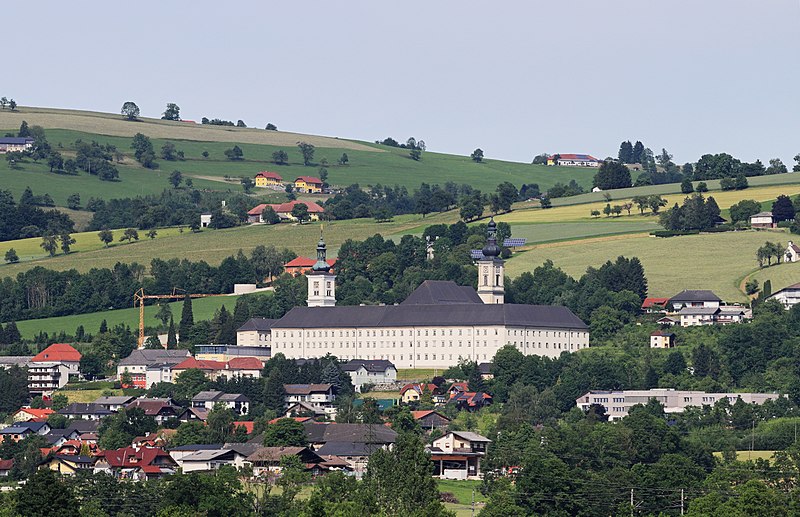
[0,106,595,206]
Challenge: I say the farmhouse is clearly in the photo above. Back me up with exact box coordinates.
[270,220,590,369]
[768,282,800,309]
[0,137,34,153]
[247,200,325,223]
[668,290,721,310]
[200,213,212,228]
[254,171,283,187]
[576,389,779,421]
[750,211,776,229]
[546,154,601,167]
[294,176,323,193]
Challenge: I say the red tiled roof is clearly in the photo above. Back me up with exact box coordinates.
[255,171,282,180]
[227,357,263,370]
[400,383,437,396]
[174,357,226,371]
[295,176,322,185]
[234,421,255,433]
[268,417,311,425]
[97,447,172,468]
[247,200,325,216]
[411,410,435,419]
[14,408,55,420]
[0,459,13,471]
[247,203,267,216]
[284,257,337,268]
[642,297,670,309]
[32,343,81,363]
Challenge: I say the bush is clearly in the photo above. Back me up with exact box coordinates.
[652,230,700,238]
[703,224,734,233]
[439,493,459,504]
[777,221,793,228]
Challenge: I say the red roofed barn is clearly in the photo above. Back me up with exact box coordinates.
[247,200,325,223]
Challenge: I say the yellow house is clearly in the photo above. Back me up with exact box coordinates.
[44,455,94,476]
[400,383,437,404]
[255,171,283,187]
[294,176,323,194]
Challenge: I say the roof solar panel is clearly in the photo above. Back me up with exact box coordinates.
[470,250,485,260]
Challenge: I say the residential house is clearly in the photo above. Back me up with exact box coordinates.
[786,242,800,263]
[126,398,184,424]
[641,297,670,313]
[0,137,34,153]
[0,422,50,443]
[284,256,336,277]
[750,211,776,229]
[400,383,438,404]
[657,315,680,326]
[284,384,336,416]
[247,446,325,477]
[42,428,82,448]
[168,444,224,464]
[93,447,177,481]
[58,403,114,421]
[43,455,94,476]
[12,408,54,422]
[28,343,82,395]
[294,176,323,193]
[650,331,676,348]
[546,154,601,167]
[191,390,250,415]
[254,171,283,187]
[668,290,722,310]
[285,401,325,418]
[449,391,493,411]
[302,422,398,476]
[94,395,137,412]
[236,318,278,347]
[200,213,212,228]
[247,200,325,223]
[576,389,780,421]
[678,306,748,327]
[478,362,494,381]
[0,356,32,370]
[117,349,190,389]
[411,410,451,430]
[341,359,397,392]
[178,444,259,473]
[172,357,263,381]
[429,431,491,480]
[0,460,13,477]
[769,282,800,309]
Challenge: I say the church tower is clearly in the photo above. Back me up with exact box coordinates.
[477,218,504,304]
[307,234,336,307]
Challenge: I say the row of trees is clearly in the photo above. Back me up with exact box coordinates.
[0,188,74,243]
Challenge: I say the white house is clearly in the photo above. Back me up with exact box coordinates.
[200,213,212,228]
[116,350,191,389]
[668,290,722,310]
[750,211,776,229]
[191,390,250,415]
[236,318,277,347]
[341,359,397,392]
[284,384,336,416]
[577,389,780,421]
[429,431,491,480]
[547,154,601,167]
[769,282,800,309]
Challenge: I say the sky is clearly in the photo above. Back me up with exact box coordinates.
[4,1,799,165]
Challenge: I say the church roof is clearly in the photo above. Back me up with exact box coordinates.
[272,300,587,330]
[401,280,482,305]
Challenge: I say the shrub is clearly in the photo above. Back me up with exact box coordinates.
[651,230,700,238]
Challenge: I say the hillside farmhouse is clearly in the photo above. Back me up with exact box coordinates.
[547,154,601,167]
[254,171,283,187]
[294,176,323,193]
[0,137,34,153]
[270,220,589,369]
[247,200,325,223]
[750,211,776,229]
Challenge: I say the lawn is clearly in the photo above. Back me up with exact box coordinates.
[712,450,776,463]
[15,294,245,339]
[397,368,439,381]
[438,479,487,517]
[0,227,185,264]
[745,257,800,295]
[505,229,791,302]
[58,389,123,403]
[0,211,460,276]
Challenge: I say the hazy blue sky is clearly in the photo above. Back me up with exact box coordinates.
[5,1,799,164]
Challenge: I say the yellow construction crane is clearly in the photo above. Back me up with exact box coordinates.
[133,288,218,348]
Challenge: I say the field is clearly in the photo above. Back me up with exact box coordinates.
[0,212,460,275]
[437,479,487,516]
[58,389,124,403]
[712,451,776,463]
[15,294,245,339]
[746,258,800,295]
[0,107,598,202]
[397,368,441,381]
[505,229,793,302]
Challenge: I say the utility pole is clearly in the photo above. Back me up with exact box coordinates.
[681,488,685,516]
[471,488,475,517]
[630,488,634,517]
[750,419,755,460]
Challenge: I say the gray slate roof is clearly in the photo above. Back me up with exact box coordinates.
[237,318,279,332]
[678,307,720,315]
[669,290,722,303]
[0,137,33,144]
[118,349,190,367]
[341,359,396,373]
[400,280,483,305]
[451,431,492,443]
[58,403,114,416]
[273,302,587,330]
[303,422,398,444]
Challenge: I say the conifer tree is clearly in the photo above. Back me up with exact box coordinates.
[179,294,194,342]
[167,317,178,349]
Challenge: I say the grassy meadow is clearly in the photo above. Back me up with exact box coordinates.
[15,294,245,339]
[505,229,793,302]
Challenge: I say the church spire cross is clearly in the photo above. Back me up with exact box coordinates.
[312,227,331,272]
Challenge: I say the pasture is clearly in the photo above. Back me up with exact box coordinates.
[15,294,245,339]
[505,229,791,302]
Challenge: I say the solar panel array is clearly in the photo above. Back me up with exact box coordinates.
[470,250,485,260]
[503,238,527,247]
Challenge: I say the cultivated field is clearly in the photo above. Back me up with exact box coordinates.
[505,229,793,302]
[15,294,245,339]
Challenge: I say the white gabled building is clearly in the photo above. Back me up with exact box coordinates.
[577,389,779,421]
[769,282,800,309]
[341,359,397,392]
[269,221,590,369]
